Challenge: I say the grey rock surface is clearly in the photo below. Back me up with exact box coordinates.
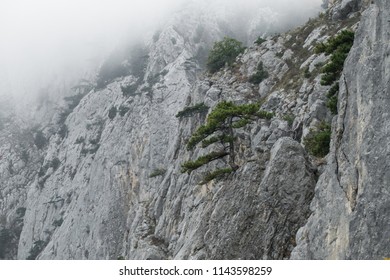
[1,0,387,261]
[292,0,390,259]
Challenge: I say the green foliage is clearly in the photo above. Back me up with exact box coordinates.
[181,151,229,174]
[255,37,266,45]
[176,103,209,119]
[304,122,331,157]
[183,101,273,183]
[187,101,272,151]
[314,30,355,55]
[283,114,295,127]
[201,168,233,184]
[304,67,311,79]
[201,135,235,148]
[248,62,269,84]
[149,168,166,178]
[108,106,117,120]
[315,30,354,115]
[206,37,246,73]
[326,84,340,114]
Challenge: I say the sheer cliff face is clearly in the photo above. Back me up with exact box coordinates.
[15,7,317,259]
[293,0,390,260]
[1,1,388,260]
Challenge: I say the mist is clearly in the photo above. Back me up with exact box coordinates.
[0,0,323,107]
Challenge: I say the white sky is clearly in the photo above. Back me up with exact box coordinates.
[0,0,322,100]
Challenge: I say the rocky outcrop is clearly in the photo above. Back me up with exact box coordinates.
[1,0,387,260]
[292,0,390,259]
[0,116,42,259]
[14,9,325,258]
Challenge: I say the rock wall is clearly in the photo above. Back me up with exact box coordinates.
[1,0,388,260]
[292,0,390,259]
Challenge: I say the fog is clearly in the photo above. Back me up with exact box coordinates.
[0,0,323,105]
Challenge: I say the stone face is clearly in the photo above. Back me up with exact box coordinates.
[292,0,390,259]
[0,0,387,261]
[168,137,316,260]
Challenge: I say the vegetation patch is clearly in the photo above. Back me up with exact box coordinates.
[176,103,209,119]
[248,62,269,84]
[304,122,331,157]
[182,101,273,183]
[315,30,355,114]
[200,168,233,184]
[283,114,295,127]
[255,37,266,45]
[149,168,166,178]
[207,37,246,73]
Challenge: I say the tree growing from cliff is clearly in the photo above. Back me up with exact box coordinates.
[315,30,355,114]
[207,37,246,73]
[182,101,273,183]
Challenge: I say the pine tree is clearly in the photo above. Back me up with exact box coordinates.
[182,101,273,183]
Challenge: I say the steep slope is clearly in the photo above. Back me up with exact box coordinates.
[2,0,388,260]
[14,4,328,259]
[292,0,390,259]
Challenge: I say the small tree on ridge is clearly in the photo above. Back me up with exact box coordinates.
[182,101,273,183]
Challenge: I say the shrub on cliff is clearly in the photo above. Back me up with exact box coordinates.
[206,37,245,73]
[248,62,269,84]
[182,101,273,183]
[315,30,355,114]
[304,122,331,157]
